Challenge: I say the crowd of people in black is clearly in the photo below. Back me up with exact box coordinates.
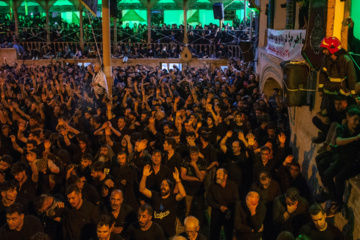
[1,14,254,60]
[0,55,348,240]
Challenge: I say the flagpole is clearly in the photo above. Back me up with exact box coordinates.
[102,0,112,98]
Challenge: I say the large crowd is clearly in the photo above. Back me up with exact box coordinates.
[0,51,351,240]
[0,15,254,60]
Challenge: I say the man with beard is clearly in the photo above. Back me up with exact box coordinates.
[125,204,166,240]
[207,168,239,240]
[110,152,138,211]
[94,145,115,172]
[101,190,137,239]
[140,165,186,238]
[0,203,44,240]
[90,161,115,198]
[64,184,99,240]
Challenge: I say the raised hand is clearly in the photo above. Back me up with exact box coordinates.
[143,164,153,177]
[226,130,233,138]
[173,167,180,182]
[278,133,286,144]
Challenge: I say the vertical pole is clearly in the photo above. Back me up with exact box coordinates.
[9,0,13,21]
[183,0,188,44]
[249,11,253,40]
[114,18,117,51]
[79,3,84,51]
[102,0,112,98]
[13,1,19,38]
[24,0,28,16]
[46,2,50,44]
[147,0,151,44]
[243,0,247,27]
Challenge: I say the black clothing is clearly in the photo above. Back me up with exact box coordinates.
[181,157,207,196]
[179,231,207,240]
[151,191,178,238]
[299,222,344,240]
[125,221,166,240]
[0,215,44,240]
[63,200,99,240]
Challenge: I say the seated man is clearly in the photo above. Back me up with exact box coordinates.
[299,204,343,240]
[0,203,44,240]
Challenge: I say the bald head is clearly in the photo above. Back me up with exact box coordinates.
[246,191,260,205]
[110,189,123,211]
[184,216,199,228]
[184,216,200,240]
[172,236,187,240]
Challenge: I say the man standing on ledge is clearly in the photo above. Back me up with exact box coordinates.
[89,63,109,101]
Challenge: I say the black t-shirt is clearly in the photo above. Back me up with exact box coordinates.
[0,215,44,240]
[179,231,207,240]
[163,151,182,173]
[18,176,37,203]
[145,165,172,193]
[181,157,207,196]
[336,124,360,161]
[299,222,343,240]
[125,221,166,240]
[151,191,178,238]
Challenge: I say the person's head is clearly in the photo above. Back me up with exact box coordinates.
[189,146,200,161]
[138,204,153,229]
[309,204,327,231]
[11,162,28,184]
[0,155,13,171]
[90,161,105,180]
[186,131,196,143]
[333,96,348,112]
[99,145,109,157]
[276,231,295,240]
[200,132,210,144]
[163,124,171,136]
[80,153,93,169]
[289,162,301,180]
[117,117,126,129]
[116,151,127,166]
[285,187,300,207]
[232,141,242,155]
[110,189,123,211]
[6,203,25,231]
[26,140,36,152]
[346,105,360,131]
[320,36,341,56]
[66,184,82,209]
[260,146,271,163]
[246,191,260,207]
[151,150,162,166]
[184,216,200,240]
[259,171,271,189]
[94,63,102,73]
[29,232,51,240]
[214,168,226,184]
[163,137,176,152]
[97,215,114,240]
[0,181,18,205]
[266,122,277,138]
[160,179,173,197]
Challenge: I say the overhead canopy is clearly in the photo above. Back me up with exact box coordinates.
[120,9,146,21]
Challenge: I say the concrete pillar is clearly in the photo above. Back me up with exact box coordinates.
[102,0,112,98]
[147,0,151,44]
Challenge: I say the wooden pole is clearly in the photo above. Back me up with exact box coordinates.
[46,4,50,44]
[102,0,112,98]
[243,0,247,27]
[13,0,19,38]
[114,18,117,51]
[147,0,151,44]
[183,0,188,44]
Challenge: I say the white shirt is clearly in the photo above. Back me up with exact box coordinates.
[92,70,108,95]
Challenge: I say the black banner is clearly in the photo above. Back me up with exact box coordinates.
[81,0,98,17]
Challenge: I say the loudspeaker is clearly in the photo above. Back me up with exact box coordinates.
[213,3,224,20]
[281,61,309,107]
[110,0,117,18]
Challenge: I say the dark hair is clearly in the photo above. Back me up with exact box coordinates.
[285,187,300,202]
[164,137,177,149]
[186,131,196,138]
[266,121,276,130]
[90,161,105,172]
[152,149,162,156]
[82,153,93,161]
[276,231,295,240]
[117,151,127,157]
[162,179,174,190]
[97,214,113,228]
[347,105,360,117]
[290,162,300,169]
[139,203,153,216]
[11,162,28,175]
[6,203,24,215]
[260,146,271,153]
[66,175,81,186]
[189,146,200,154]
[0,181,18,192]
[66,184,81,196]
[309,203,325,216]
[200,132,211,142]
[29,232,51,240]
[27,140,37,146]
[0,155,13,165]
[259,171,271,180]
[169,131,180,137]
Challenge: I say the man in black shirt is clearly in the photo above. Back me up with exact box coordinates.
[299,204,343,240]
[140,165,186,238]
[0,203,44,240]
[63,184,99,240]
[207,168,239,240]
[90,161,115,198]
[96,214,122,240]
[125,204,166,240]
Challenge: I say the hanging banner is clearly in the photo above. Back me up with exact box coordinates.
[81,0,98,17]
[266,29,306,61]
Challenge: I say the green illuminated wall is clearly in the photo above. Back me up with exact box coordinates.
[351,0,360,39]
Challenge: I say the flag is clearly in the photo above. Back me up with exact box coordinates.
[81,0,98,17]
